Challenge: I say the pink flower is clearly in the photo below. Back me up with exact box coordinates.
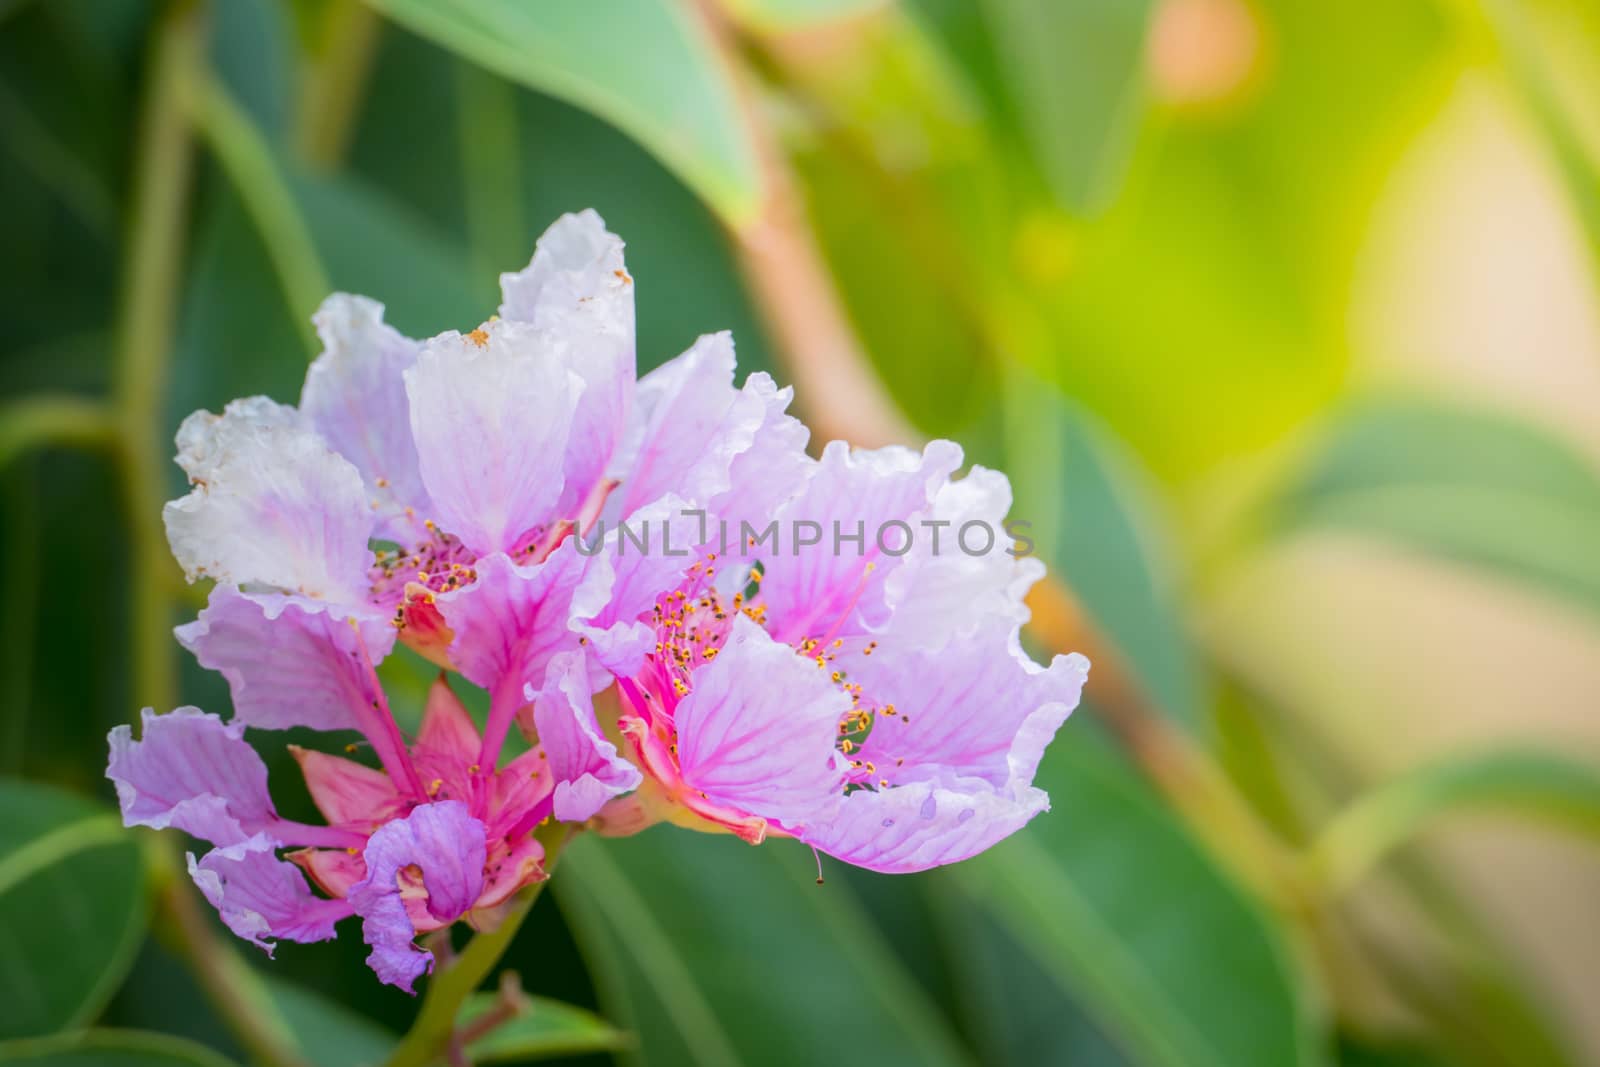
[109,662,632,991]
[587,441,1090,873]
[165,211,803,794]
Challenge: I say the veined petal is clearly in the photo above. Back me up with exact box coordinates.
[673,616,848,832]
[177,586,396,733]
[604,329,800,521]
[189,835,349,953]
[531,653,641,823]
[759,440,963,645]
[164,397,375,601]
[405,320,583,556]
[499,211,635,518]
[882,465,1043,647]
[802,775,1051,875]
[349,801,487,992]
[301,294,431,540]
[108,707,275,846]
[436,548,593,700]
[852,622,1087,788]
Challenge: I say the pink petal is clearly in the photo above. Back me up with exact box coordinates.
[164,397,375,602]
[530,653,641,823]
[176,585,396,733]
[107,707,276,846]
[759,440,963,645]
[301,294,432,541]
[290,745,403,828]
[414,675,481,766]
[349,801,488,993]
[189,835,350,953]
[673,616,849,833]
[404,321,582,556]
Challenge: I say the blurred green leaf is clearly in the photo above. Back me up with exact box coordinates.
[266,978,395,1067]
[555,832,974,1067]
[952,739,1323,1067]
[0,1029,238,1067]
[979,0,1153,215]
[363,0,764,225]
[1309,749,1600,895]
[1274,398,1600,618]
[0,779,147,1041]
[460,991,627,1062]
[1005,380,1202,729]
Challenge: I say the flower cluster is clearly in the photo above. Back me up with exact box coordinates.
[107,211,1087,991]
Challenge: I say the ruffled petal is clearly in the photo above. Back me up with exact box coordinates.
[301,294,431,540]
[607,333,782,521]
[673,616,849,832]
[164,397,375,601]
[881,465,1044,648]
[176,585,396,733]
[189,835,350,953]
[715,372,811,522]
[802,775,1050,875]
[405,320,583,556]
[758,440,963,645]
[499,210,634,518]
[530,653,641,823]
[349,801,488,992]
[107,707,275,846]
[850,623,1087,788]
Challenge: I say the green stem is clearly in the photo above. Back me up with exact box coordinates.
[384,825,571,1067]
[190,73,331,355]
[111,0,203,718]
[0,395,118,469]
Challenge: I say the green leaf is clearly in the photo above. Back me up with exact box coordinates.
[0,778,147,1041]
[265,978,396,1067]
[461,992,627,1062]
[950,739,1323,1067]
[1275,398,1600,618]
[977,0,1154,215]
[1004,379,1202,730]
[555,832,974,1067]
[1308,749,1600,895]
[0,1028,238,1067]
[363,0,764,225]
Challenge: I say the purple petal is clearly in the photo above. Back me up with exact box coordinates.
[802,776,1051,874]
[404,321,582,556]
[881,465,1044,648]
[349,801,487,992]
[189,835,349,953]
[674,616,849,832]
[530,653,641,823]
[176,585,396,733]
[436,548,594,700]
[849,623,1088,789]
[107,707,276,846]
[607,333,791,522]
[301,294,432,541]
[499,211,635,519]
[164,397,375,601]
[759,440,962,645]
[715,371,811,522]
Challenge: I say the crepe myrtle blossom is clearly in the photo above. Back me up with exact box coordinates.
[583,440,1091,874]
[163,208,803,811]
[107,657,635,992]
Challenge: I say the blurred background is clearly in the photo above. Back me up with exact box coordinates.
[3,0,1599,1065]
